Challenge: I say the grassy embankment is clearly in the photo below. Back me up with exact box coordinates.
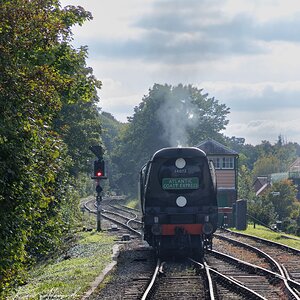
[9,231,115,300]
[9,198,116,300]
[232,224,300,250]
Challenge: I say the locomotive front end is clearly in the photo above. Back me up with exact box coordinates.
[141,147,218,258]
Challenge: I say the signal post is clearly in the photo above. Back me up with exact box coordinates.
[90,146,107,232]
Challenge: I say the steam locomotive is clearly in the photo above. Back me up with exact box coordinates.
[139,147,218,258]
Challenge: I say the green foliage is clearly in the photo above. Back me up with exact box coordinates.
[268,179,298,221]
[113,83,230,196]
[252,138,297,178]
[241,161,278,226]
[100,112,124,153]
[290,201,300,234]
[252,155,282,178]
[248,196,277,226]
[0,0,101,296]
[126,199,140,210]
[238,165,256,201]
[227,135,298,172]
[100,112,125,193]
[8,231,115,299]
[233,225,300,250]
[230,134,300,232]
[53,45,102,176]
[247,179,299,232]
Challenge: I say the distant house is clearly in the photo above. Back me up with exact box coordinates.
[253,176,270,196]
[253,157,300,200]
[196,139,239,226]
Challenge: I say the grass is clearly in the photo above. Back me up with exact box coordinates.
[9,231,115,300]
[231,224,300,250]
[125,198,139,210]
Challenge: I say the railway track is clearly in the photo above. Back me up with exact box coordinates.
[139,255,278,300]
[215,229,300,299]
[83,198,142,237]
[104,203,142,228]
[83,199,300,299]
[140,258,209,300]
[207,249,290,299]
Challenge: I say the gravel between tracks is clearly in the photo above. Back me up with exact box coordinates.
[87,238,155,300]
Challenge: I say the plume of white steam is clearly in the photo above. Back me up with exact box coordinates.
[157,94,198,147]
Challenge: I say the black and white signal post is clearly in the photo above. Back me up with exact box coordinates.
[90,146,107,232]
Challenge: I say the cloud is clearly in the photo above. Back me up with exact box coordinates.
[99,94,141,121]
[82,0,300,64]
[257,17,300,42]
[60,0,300,145]
[225,116,300,145]
[201,81,300,144]
[201,81,300,111]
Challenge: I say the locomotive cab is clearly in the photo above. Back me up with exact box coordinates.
[140,147,218,258]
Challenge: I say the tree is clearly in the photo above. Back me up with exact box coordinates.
[290,202,300,235]
[268,179,298,221]
[248,196,277,226]
[252,155,282,178]
[100,112,125,193]
[113,83,230,196]
[225,136,258,169]
[238,164,277,226]
[52,44,102,176]
[238,165,256,201]
[251,139,298,177]
[0,0,101,295]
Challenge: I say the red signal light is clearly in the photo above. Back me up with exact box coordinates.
[93,159,105,177]
[96,170,103,177]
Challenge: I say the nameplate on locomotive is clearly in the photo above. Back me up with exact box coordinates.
[162,177,199,190]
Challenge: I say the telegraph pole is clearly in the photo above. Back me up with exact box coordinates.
[90,146,107,232]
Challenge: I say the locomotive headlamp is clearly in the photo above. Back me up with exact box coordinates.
[175,158,186,169]
[205,215,210,222]
[176,196,187,207]
[203,222,214,235]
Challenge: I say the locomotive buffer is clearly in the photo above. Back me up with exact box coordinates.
[90,146,107,232]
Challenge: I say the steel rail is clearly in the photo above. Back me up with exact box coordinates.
[108,204,142,224]
[281,264,300,299]
[101,208,141,226]
[215,233,300,299]
[84,200,142,236]
[105,204,143,229]
[101,212,142,236]
[141,258,161,300]
[204,260,268,300]
[215,233,283,273]
[211,249,300,300]
[188,257,215,300]
[222,228,300,254]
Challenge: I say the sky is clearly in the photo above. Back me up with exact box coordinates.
[60,0,300,145]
